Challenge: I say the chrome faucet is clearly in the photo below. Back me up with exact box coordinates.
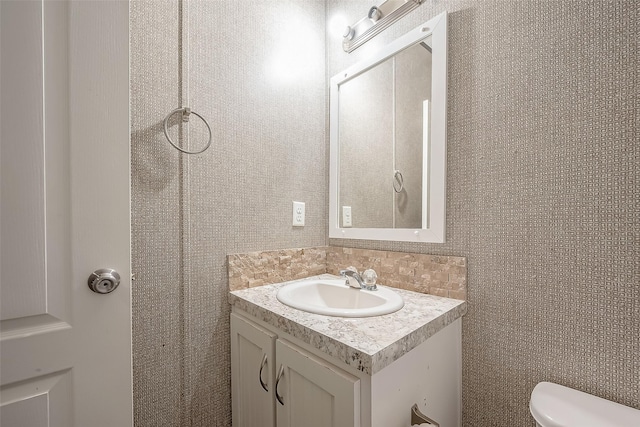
[339,269,377,291]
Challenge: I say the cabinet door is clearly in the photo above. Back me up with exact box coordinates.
[275,339,360,427]
[231,313,277,427]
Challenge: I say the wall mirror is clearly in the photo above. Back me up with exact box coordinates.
[329,12,447,242]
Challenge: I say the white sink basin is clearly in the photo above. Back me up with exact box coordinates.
[276,278,404,317]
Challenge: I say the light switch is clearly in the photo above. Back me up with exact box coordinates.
[342,206,352,227]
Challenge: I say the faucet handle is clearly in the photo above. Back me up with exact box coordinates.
[339,266,358,278]
[361,269,377,287]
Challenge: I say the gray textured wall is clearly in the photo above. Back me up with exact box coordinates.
[328,0,639,426]
[132,0,638,426]
[131,0,326,425]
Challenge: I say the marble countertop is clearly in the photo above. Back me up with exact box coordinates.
[229,274,467,375]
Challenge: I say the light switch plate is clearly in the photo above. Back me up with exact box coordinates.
[293,201,305,227]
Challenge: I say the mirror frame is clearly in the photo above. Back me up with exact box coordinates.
[329,11,448,243]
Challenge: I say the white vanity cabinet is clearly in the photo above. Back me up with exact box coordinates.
[229,277,466,427]
[231,309,462,427]
[231,313,360,427]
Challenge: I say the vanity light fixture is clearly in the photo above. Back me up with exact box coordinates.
[343,0,425,53]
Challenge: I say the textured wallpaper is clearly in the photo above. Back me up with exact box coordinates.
[131,0,326,425]
[132,0,638,426]
[328,0,639,426]
[130,1,183,425]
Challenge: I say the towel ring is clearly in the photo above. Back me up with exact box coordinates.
[163,107,212,154]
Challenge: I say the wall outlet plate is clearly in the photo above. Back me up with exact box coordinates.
[292,201,305,227]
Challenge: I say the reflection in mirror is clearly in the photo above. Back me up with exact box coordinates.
[329,12,447,243]
[339,37,432,229]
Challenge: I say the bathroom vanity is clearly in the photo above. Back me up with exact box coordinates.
[229,274,466,427]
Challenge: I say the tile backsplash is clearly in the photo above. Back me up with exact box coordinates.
[227,246,467,300]
[327,247,467,300]
[228,247,327,291]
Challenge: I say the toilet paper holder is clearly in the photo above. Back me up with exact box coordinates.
[411,404,439,426]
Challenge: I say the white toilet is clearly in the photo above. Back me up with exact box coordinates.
[530,382,640,427]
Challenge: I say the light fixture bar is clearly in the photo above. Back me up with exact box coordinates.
[342,0,424,53]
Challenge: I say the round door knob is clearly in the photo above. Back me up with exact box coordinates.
[87,268,121,294]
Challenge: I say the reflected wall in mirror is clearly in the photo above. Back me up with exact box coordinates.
[329,12,447,243]
[339,37,432,229]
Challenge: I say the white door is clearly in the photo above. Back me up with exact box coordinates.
[0,1,132,426]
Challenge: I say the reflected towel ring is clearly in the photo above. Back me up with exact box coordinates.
[163,107,212,154]
[393,170,404,193]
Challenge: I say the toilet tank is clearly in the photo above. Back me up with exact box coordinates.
[530,382,640,427]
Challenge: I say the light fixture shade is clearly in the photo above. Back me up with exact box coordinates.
[368,6,382,22]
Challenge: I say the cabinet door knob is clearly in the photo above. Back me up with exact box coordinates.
[259,354,269,392]
[275,365,285,405]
